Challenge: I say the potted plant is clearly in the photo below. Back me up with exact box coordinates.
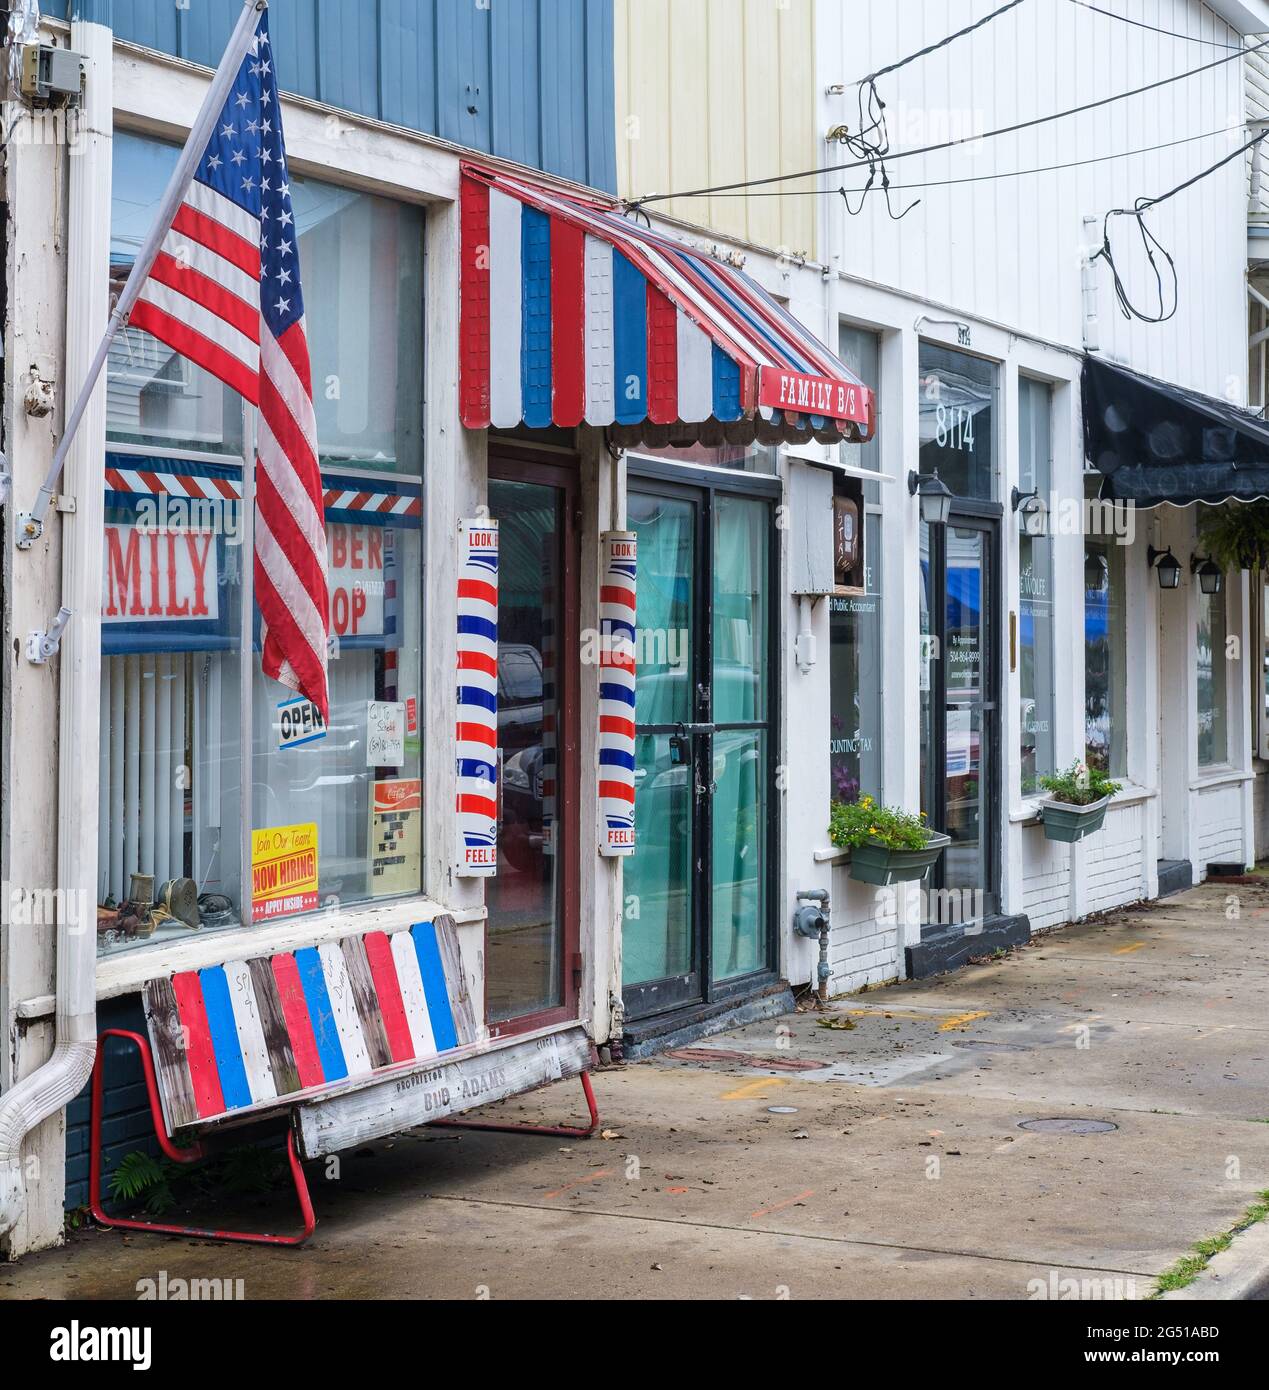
[1037,761,1122,843]
[828,794,950,886]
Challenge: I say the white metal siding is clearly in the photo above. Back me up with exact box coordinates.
[815,0,1247,397]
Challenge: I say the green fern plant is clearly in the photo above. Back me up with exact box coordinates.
[1198,501,1269,573]
[108,1150,176,1216]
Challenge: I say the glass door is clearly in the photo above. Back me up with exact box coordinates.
[485,463,578,1034]
[623,475,776,1021]
[920,514,999,915]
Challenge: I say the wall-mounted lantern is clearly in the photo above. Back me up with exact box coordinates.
[907,469,953,527]
[1190,554,1222,596]
[1147,545,1183,590]
[1010,486,1049,537]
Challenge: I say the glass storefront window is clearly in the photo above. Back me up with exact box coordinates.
[829,514,883,804]
[1084,539,1127,778]
[98,134,425,955]
[918,342,996,500]
[1018,377,1055,793]
[1197,586,1229,767]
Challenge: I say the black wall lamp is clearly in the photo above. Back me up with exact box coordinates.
[908,469,953,526]
[1147,545,1183,590]
[1010,485,1048,537]
[1190,554,1223,595]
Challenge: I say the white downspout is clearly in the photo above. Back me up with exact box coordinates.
[0,3,111,1240]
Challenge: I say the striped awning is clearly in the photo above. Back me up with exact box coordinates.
[459,163,875,449]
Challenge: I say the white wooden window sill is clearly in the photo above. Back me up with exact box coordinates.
[94,898,486,1002]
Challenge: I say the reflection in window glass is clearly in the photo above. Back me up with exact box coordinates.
[1197,586,1228,767]
[97,469,245,954]
[108,132,425,473]
[1084,540,1127,777]
[100,133,425,952]
[829,514,883,804]
[253,513,424,918]
[838,324,880,502]
[918,342,996,500]
[1019,378,1055,791]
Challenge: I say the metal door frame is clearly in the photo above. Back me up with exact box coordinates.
[623,459,782,1021]
[486,447,582,1037]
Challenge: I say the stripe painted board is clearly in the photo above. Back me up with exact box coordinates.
[599,532,638,857]
[458,162,874,443]
[142,920,487,1135]
[456,517,500,877]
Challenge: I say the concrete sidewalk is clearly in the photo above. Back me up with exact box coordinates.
[3,880,1268,1300]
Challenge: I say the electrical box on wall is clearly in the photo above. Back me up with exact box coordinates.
[19,43,85,107]
[787,460,836,596]
[786,459,868,596]
[833,474,866,592]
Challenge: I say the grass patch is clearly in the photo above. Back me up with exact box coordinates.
[1151,1189,1269,1296]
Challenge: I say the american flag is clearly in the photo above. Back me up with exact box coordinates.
[128,7,330,719]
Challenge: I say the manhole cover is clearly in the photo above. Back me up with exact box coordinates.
[1019,1117,1117,1134]
[767,1106,799,1115]
[949,1039,1028,1053]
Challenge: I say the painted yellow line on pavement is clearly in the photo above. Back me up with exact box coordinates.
[1114,942,1147,955]
[937,1010,990,1032]
[721,1077,787,1101]
[844,1007,992,1031]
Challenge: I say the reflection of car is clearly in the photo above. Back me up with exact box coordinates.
[500,744,546,871]
[498,643,544,757]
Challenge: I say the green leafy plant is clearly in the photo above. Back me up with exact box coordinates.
[1039,759,1121,807]
[1198,501,1269,573]
[108,1150,176,1216]
[829,794,934,852]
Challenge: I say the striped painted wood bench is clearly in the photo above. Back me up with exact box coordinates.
[89,915,597,1246]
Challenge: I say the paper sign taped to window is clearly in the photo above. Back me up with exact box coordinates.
[251,823,319,924]
[367,700,406,767]
[369,779,422,898]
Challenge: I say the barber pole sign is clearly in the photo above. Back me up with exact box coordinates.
[599,532,638,856]
[456,519,499,877]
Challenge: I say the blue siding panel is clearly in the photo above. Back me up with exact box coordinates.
[491,0,541,173]
[436,0,492,154]
[80,0,615,191]
[317,0,379,119]
[380,0,437,135]
[540,0,586,186]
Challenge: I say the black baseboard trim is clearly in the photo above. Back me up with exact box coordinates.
[622,980,794,1060]
[905,913,1031,980]
[1157,859,1195,898]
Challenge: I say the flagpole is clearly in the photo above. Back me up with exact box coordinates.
[16,0,267,550]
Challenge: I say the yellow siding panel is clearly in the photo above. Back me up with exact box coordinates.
[614,0,816,259]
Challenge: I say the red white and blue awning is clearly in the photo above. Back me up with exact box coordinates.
[459,164,874,449]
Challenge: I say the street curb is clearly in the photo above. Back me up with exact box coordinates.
[1158,1218,1269,1301]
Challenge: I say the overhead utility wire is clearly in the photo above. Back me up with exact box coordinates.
[628,34,1269,208]
[826,0,1029,221]
[1094,126,1269,323]
[684,123,1247,197]
[1065,0,1247,49]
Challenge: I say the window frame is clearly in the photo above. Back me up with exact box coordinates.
[1017,374,1056,800]
[100,151,429,955]
[1195,579,1231,772]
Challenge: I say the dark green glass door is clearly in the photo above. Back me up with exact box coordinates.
[623,477,774,1021]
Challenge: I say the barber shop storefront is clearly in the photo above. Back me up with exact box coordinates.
[456,164,874,1048]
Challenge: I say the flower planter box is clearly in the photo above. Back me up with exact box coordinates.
[1039,794,1111,844]
[847,831,951,886]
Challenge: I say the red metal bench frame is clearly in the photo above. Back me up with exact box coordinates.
[88,1028,600,1247]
